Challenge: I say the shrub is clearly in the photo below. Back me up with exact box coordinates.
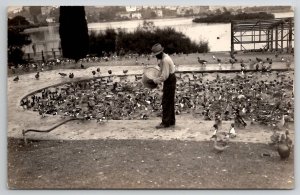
[89,26,209,56]
[193,11,274,23]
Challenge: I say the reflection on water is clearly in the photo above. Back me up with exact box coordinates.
[23,12,294,55]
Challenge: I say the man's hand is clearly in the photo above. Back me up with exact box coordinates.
[152,78,160,84]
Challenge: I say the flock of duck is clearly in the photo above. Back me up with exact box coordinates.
[14,53,294,159]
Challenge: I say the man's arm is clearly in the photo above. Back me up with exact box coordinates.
[153,59,169,84]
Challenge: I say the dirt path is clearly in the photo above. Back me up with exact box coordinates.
[8,63,294,143]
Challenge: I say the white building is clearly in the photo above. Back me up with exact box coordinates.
[126,6,137,12]
[41,6,52,15]
[46,17,55,23]
[155,10,163,17]
[12,8,22,14]
[117,12,131,19]
[177,7,189,15]
[192,6,201,14]
[165,6,177,11]
[131,12,142,19]
[136,6,142,11]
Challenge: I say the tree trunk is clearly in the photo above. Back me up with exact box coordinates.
[59,6,89,62]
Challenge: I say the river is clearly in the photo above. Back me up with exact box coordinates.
[23,12,294,55]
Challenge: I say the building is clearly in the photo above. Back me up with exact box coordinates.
[46,17,55,23]
[199,6,210,13]
[165,6,177,11]
[12,8,22,14]
[192,6,201,14]
[131,12,142,19]
[117,12,131,19]
[136,6,143,11]
[41,6,52,15]
[155,10,163,17]
[177,7,190,16]
[126,6,137,12]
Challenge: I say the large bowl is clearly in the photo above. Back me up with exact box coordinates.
[142,67,160,89]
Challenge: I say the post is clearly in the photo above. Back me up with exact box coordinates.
[52,48,56,59]
[270,29,273,51]
[231,21,234,54]
[240,31,242,51]
[288,18,293,53]
[42,50,45,63]
[275,26,278,51]
[266,30,270,51]
[259,22,261,42]
[254,30,256,50]
[281,22,284,52]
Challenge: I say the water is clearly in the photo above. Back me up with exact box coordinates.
[23,12,294,55]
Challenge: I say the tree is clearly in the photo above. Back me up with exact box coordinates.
[59,6,89,62]
[8,16,32,65]
[8,16,30,26]
[150,11,157,18]
[29,6,42,24]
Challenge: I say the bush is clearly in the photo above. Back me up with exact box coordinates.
[89,29,117,56]
[193,11,274,23]
[89,26,209,56]
[8,26,32,65]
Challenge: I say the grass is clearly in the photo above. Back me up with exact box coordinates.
[8,138,294,189]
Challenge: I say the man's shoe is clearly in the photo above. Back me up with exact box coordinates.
[155,123,169,129]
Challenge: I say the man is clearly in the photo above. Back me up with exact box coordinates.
[151,43,176,129]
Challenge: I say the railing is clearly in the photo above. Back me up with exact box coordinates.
[24,48,62,62]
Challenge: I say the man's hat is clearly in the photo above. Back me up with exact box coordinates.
[151,43,164,56]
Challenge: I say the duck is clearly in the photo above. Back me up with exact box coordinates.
[213,136,229,153]
[108,70,112,75]
[92,70,96,76]
[69,73,74,79]
[256,57,263,62]
[273,114,285,130]
[123,70,128,75]
[96,68,100,73]
[35,72,40,80]
[197,57,207,65]
[58,72,67,77]
[229,58,235,65]
[13,76,19,82]
[285,130,293,149]
[277,134,291,160]
[270,130,281,145]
